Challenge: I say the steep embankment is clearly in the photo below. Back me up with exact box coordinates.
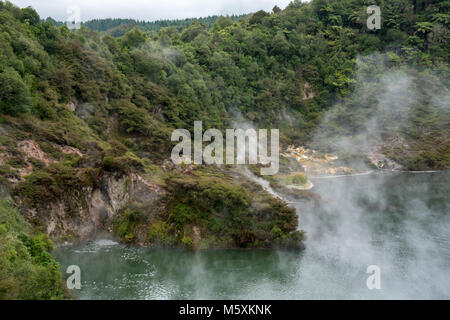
[0,0,448,264]
[0,118,302,249]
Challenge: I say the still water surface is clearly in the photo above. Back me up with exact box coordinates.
[55,171,450,299]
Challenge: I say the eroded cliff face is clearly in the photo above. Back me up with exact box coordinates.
[23,172,164,242]
[0,136,165,242]
[1,135,304,249]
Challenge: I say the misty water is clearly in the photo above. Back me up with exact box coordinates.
[55,171,450,299]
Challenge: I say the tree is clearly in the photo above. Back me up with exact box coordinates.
[120,27,148,48]
[21,6,40,26]
[271,30,291,56]
[213,16,233,31]
[181,21,207,42]
[249,10,270,25]
[0,67,32,115]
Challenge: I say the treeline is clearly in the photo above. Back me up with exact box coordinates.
[45,14,248,37]
[84,15,247,35]
[0,0,449,297]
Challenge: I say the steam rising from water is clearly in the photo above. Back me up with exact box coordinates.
[297,55,450,298]
[312,54,450,159]
[299,172,449,299]
[54,54,449,300]
[243,167,282,199]
[55,172,449,300]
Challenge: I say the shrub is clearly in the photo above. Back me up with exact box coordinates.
[291,173,307,185]
[0,67,32,115]
[0,199,66,299]
[181,236,193,247]
[148,220,172,245]
[113,203,147,243]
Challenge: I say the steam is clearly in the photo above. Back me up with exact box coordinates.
[311,53,450,166]
[296,171,450,299]
[243,166,282,199]
[55,172,449,299]
[54,54,449,300]
[296,54,450,299]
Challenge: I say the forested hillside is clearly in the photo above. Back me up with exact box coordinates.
[85,15,248,36]
[1,0,448,162]
[0,0,448,298]
[46,15,248,37]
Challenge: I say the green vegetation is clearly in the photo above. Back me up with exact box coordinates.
[113,202,148,243]
[110,167,303,249]
[147,220,173,246]
[0,0,448,256]
[158,167,303,249]
[0,199,66,299]
[272,172,309,186]
[80,15,248,37]
[0,0,448,163]
[15,164,95,210]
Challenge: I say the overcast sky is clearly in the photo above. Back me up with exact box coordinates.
[10,0,295,21]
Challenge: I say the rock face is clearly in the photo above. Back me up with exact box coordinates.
[369,147,402,170]
[18,140,54,166]
[1,140,86,182]
[369,137,404,170]
[53,144,84,157]
[301,82,317,100]
[67,102,77,112]
[28,173,164,242]
[281,145,354,176]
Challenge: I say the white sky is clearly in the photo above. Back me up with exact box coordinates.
[9,0,295,21]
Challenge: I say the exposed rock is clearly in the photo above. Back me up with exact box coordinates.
[192,225,201,249]
[101,174,131,213]
[130,173,165,201]
[301,82,317,100]
[89,189,114,232]
[369,146,402,170]
[23,173,164,242]
[369,136,404,170]
[53,144,84,157]
[162,159,195,174]
[67,102,77,112]
[3,142,84,183]
[18,140,54,165]
[16,163,33,178]
[281,145,354,176]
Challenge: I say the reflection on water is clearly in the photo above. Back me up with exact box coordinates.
[55,172,450,299]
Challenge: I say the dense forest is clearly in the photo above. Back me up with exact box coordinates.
[47,15,248,37]
[84,15,248,36]
[0,0,448,298]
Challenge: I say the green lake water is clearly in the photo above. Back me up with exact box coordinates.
[55,171,450,299]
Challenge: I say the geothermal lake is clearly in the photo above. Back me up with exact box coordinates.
[55,171,450,299]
